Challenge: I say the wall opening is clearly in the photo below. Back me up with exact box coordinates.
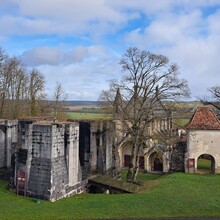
[79,122,91,167]
[197,154,215,174]
[149,152,163,172]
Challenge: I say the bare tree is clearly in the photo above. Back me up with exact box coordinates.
[0,55,28,118]
[0,47,46,119]
[100,47,190,181]
[29,69,46,116]
[201,86,220,112]
[52,82,67,120]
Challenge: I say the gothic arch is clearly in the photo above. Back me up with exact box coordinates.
[148,151,163,172]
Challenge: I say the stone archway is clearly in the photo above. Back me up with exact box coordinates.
[197,154,215,174]
[149,152,163,172]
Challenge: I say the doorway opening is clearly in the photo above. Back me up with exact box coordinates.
[197,154,215,174]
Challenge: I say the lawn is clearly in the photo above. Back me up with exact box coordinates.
[67,112,111,120]
[173,118,190,127]
[1,172,220,219]
[197,159,211,169]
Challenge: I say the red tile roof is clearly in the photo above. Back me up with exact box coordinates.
[186,107,220,130]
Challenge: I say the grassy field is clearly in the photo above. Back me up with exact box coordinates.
[173,118,190,127]
[67,112,111,120]
[197,159,211,169]
[1,172,220,219]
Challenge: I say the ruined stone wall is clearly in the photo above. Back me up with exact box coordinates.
[0,120,17,168]
[15,121,83,201]
[94,121,113,175]
[68,119,115,178]
[27,124,53,199]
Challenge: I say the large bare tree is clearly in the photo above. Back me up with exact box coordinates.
[100,47,190,181]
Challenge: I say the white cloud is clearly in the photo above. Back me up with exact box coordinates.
[124,5,220,99]
[0,0,139,38]
[63,45,108,64]
[2,0,220,100]
[33,47,120,100]
[125,9,206,47]
[21,45,109,66]
[21,47,61,66]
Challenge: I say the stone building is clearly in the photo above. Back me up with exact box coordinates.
[0,118,115,201]
[113,89,185,173]
[185,107,220,174]
[0,99,190,200]
[117,119,174,173]
[67,119,116,178]
[16,119,82,201]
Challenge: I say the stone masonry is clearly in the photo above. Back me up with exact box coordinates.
[15,120,83,201]
[0,120,17,169]
[0,118,115,201]
[185,107,220,174]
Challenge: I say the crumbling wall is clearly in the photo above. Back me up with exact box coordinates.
[94,120,113,175]
[16,121,83,201]
[27,124,53,199]
[68,119,115,178]
[0,120,18,169]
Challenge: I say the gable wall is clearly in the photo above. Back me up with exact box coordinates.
[186,130,220,173]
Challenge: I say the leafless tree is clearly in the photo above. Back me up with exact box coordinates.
[52,82,68,120]
[100,47,190,181]
[29,69,46,116]
[0,47,46,119]
[201,86,220,112]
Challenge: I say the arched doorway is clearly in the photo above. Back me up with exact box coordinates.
[149,152,163,172]
[197,154,215,174]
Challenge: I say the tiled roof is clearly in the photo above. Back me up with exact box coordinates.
[186,107,220,130]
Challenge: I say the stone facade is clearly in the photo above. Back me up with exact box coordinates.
[117,117,185,173]
[0,118,115,201]
[15,120,82,201]
[68,119,115,178]
[113,88,185,173]
[185,107,220,174]
[0,120,17,168]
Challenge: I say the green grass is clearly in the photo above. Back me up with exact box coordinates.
[67,112,111,120]
[90,174,148,193]
[1,172,220,219]
[173,118,190,127]
[197,159,211,169]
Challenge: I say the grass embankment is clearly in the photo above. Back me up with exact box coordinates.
[1,172,220,219]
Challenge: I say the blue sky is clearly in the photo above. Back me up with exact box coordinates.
[1,0,220,100]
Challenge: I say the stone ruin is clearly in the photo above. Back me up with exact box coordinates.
[0,118,116,201]
[0,116,188,201]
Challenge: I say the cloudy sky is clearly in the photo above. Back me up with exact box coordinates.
[1,0,220,100]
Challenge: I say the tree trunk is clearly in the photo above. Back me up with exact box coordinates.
[126,141,139,181]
